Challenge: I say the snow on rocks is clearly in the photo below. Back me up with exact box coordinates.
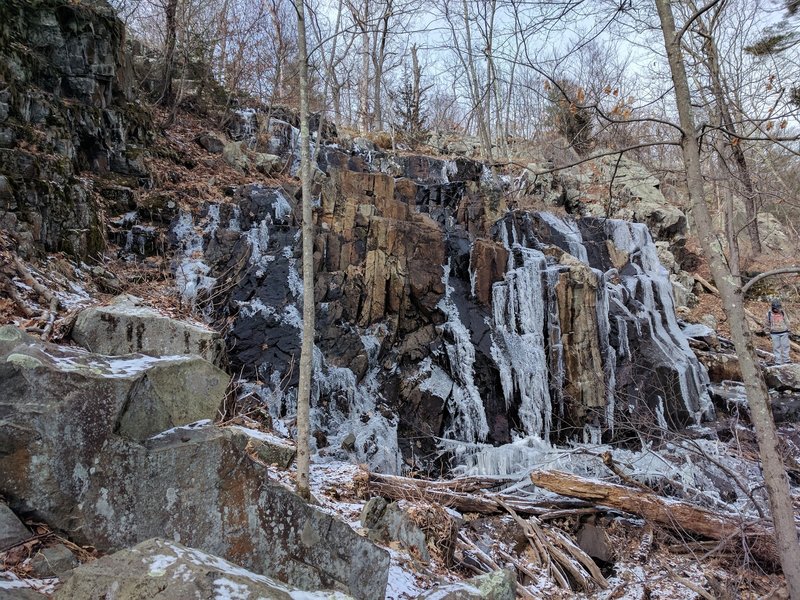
[53,538,355,599]
[71,293,225,364]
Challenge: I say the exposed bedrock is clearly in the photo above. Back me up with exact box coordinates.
[0,0,152,259]
[170,147,711,472]
[54,538,357,599]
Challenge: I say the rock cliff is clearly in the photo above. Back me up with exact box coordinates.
[0,0,712,474]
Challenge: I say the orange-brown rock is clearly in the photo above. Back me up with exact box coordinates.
[320,168,445,330]
[470,239,508,308]
[556,264,606,419]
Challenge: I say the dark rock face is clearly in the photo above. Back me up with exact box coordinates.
[171,144,710,474]
[0,0,151,258]
[0,503,30,550]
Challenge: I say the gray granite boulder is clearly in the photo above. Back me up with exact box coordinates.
[29,544,78,578]
[71,294,224,364]
[195,132,225,154]
[55,538,353,600]
[360,497,431,563]
[0,503,29,550]
[417,570,516,599]
[0,325,228,445]
[73,427,388,599]
[0,336,388,600]
[764,364,800,391]
[0,325,228,523]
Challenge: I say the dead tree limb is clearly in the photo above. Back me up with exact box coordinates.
[742,267,800,297]
[355,469,591,515]
[13,258,59,340]
[497,496,608,591]
[530,470,780,568]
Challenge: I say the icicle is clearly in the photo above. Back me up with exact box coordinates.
[490,247,551,438]
[601,219,712,422]
[544,267,565,418]
[537,212,588,263]
[434,261,489,443]
[172,209,218,310]
[597,271,617,432]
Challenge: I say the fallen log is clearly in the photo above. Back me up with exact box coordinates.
[530,470,780,568]
[355,469,592,515]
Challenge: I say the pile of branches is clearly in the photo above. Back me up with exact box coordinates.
[355,465,784,597]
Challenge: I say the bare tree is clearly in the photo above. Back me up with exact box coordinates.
[655,0,800,595]
[294,0,314,502]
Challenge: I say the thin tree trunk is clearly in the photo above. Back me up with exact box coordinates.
[359,1,371,131]
[724,181,741,278]
[372,1,391,130]
[461,0,492,162]
[161,0,178,105]
[696,20,762,254]
[655,1,800,596]
[294,0,314,502]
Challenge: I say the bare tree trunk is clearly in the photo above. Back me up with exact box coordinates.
[655,1,800,596]
[294,0,314,502]
[461,0,492,162]
[359,0,371,131]
[697,20,762,254]
[410,44,422,130]
[371,0,391,130]
[724,181,741,278]
[161,0,178,105]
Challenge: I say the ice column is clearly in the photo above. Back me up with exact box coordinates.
[490,247,552,438]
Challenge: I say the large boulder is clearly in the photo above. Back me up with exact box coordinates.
[75,427,389,599]
[71,294,225,364]
[764,364,800,391]
[0,325,229,522]
[0,331,389,600]
[55,538,353,600]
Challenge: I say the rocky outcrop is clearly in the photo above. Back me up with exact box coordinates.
[518,156,689,258]
[556,263,606,422]
[0,0,151,259]
[165,145,711,469]
[54,538,354,600]
[0,324,227,446]
[0,326,388,598]
[318,167,446,331]
[71,294,225,364]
